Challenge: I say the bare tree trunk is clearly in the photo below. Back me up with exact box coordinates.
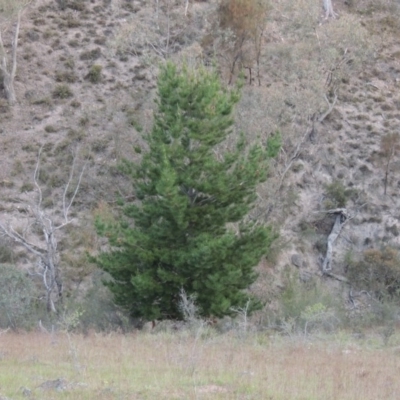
[0,148,85,314]
[0,9,21,105]
[322,208,349,273]
[323,0,337,19]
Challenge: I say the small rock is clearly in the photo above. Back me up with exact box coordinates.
[291,254,303,268]
[38,378,67,391]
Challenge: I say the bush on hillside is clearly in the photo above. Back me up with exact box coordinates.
[347,247,400,300]
[0,264,37,329]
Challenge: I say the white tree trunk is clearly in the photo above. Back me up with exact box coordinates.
[323,0,337,19]
[322,209,349,273]
[0,9,21,105]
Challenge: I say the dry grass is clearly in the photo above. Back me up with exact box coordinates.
[0,331,399,399]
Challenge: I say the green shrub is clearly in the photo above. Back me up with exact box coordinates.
[68,39,80,48]
[325,180,348,208]
[86,64,102,83]
[53,84,73,99]
[324,181,358,209]
[78,272,133,332]
[274,268,341,336]
[20,182,34,192]
[0,264,37,329]
[44,125,58,133]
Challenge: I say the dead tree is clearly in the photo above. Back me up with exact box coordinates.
[0,148,85,313]
[321,208,349,273]
[0,1,28,105]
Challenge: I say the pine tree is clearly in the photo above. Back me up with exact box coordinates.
[95,62,280,322]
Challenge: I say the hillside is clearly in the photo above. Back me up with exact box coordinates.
[1,0,400,329]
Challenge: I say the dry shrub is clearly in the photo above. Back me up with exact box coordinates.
[213,0,269,83]
[347,247,400,300]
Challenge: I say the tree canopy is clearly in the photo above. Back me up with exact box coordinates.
[94,62,280,322]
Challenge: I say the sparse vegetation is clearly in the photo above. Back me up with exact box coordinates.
[52,84,73,99]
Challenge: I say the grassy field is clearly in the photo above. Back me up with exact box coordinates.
[0,330,399,399]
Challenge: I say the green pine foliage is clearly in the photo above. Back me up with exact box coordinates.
[95,63,280,322]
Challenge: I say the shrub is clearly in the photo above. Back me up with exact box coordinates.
[0,264,37,329]
[273,268,341,336]
[347,247,400,300]
[324,180,348,208]
[20,182,34,192]
[55,70,78,83]
[0,239,14,263]
[44,125,58,133]
[79,48,101,61]
[86,64,102,83]
[53,84,73,99]
[325,180,347,207]
[78,272,133,332]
